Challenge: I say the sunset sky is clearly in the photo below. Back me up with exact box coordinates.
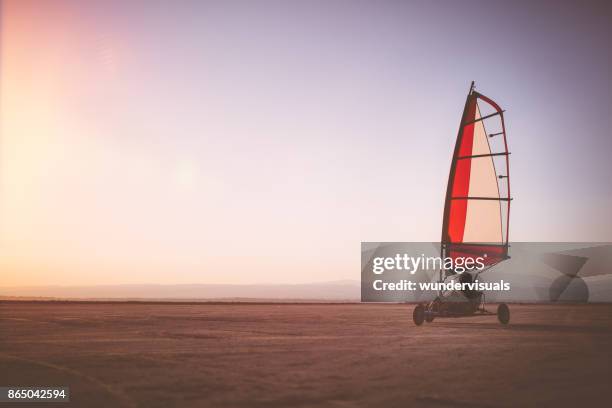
[1,0,611,287]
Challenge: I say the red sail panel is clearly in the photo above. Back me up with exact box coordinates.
[447,96,477,243]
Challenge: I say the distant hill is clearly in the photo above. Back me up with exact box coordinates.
[0,280,361,301]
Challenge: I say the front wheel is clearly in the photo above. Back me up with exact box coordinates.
[413,304,425,326]
[497,303,510,325]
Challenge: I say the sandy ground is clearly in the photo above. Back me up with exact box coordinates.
[1,302,611,408]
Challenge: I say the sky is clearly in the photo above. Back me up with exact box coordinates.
[1,0,611,287]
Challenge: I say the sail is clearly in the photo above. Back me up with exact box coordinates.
[441,82,510,268]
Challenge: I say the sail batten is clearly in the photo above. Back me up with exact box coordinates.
[457,152,509,160]
[450,197,511,201]
[462,110,505,126]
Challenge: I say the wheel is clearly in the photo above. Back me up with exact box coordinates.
[413,304,425,326]
[497,303,510,325]
[425,311,435,323]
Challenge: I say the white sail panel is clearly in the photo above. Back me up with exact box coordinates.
[463,200,503,243]
[460,103,503,243]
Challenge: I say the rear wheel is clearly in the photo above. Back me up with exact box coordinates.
[425,311,435,323]
[413,304,425,326]
[497,303,510,325]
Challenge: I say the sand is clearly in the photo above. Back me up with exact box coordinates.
[1,302,611,407]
